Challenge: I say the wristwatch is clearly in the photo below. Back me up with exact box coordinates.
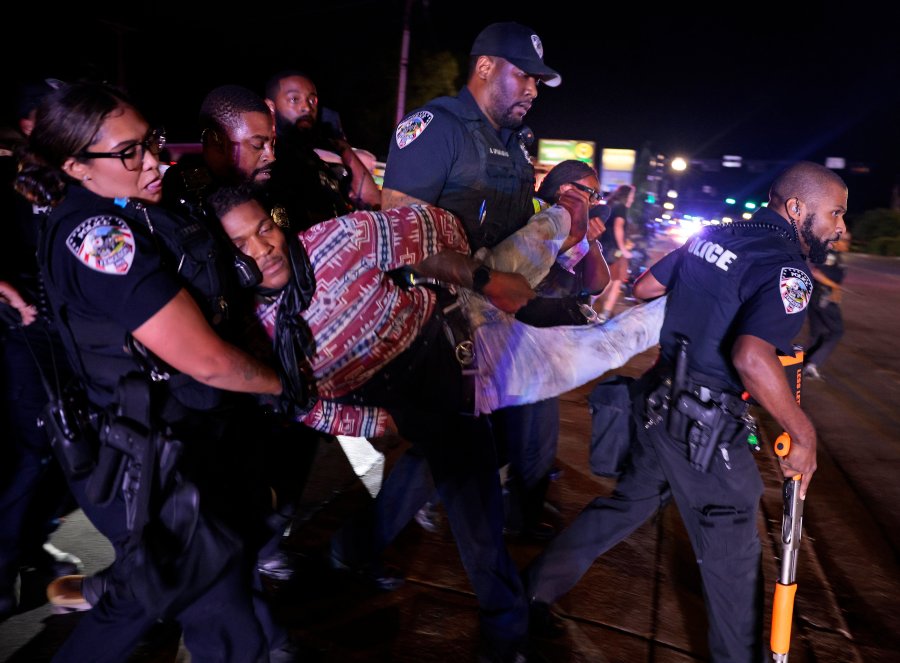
[472,264,492,293]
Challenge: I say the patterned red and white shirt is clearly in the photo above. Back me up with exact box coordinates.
[255,204,470,436]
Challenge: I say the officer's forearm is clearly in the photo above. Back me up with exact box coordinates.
[381,188,429,209]
[194,345,283,395]
[414,249,480,289]
[732,335,815,447]
[132,289,282,396]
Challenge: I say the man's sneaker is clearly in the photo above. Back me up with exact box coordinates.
[257,549,306,582]
[804,363,823,380]
[46,575,92,614]
[414,501,442,533]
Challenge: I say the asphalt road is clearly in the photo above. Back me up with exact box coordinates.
[1,245,898,662]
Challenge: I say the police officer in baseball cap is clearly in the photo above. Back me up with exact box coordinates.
[470,21,562,88]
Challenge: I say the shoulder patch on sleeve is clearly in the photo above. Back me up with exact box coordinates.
[779,266,812,314]
[395,111,434,149]
[66,215,135,275]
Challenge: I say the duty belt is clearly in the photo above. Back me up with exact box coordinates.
[644,364,754,472]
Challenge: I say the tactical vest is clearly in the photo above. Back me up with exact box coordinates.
[426,96,535,251]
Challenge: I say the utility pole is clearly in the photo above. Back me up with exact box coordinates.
[99,19,136,89]
[394,0,416,127]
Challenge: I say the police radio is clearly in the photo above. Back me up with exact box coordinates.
[517,126,535,147]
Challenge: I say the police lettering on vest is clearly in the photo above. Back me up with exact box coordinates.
[686,235,738,272]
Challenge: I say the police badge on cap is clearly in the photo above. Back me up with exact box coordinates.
[470,22,562,87]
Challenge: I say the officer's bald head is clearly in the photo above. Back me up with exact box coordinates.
[769,161,846,209]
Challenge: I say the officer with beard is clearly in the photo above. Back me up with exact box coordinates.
[264,71,381,231]
[524,161,847,662]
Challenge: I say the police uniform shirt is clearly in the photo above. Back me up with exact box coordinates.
[42,186,181,405]
[383,87,535,250]
[650,206,812,390]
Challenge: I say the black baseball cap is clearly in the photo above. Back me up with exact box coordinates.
[470,22,561,87]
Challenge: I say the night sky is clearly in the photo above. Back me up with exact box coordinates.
[4,2,899,211]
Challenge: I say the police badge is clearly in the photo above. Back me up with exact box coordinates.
[779,267,812,314]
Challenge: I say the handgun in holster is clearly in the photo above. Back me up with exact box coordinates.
[85,376,157,532]
[676,392,729,472]
[664,334,729,472]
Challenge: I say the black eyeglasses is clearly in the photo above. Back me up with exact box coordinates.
[79,127,166,172]
[569,181,602,204]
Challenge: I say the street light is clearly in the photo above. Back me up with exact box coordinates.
[671,156,688,171]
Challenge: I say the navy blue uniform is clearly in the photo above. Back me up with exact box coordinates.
[388,90,561,530]
[384,87,535,252]
[364,87,555,654]
[526,207,812,662]
[40,185,268,663]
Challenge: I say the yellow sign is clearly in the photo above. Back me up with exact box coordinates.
[600,148,636,191]
[537,139,596,167]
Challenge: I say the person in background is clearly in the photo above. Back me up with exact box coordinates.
[0,78,82,620]
[804,231,851,379]
[595,183,636,323]
[265,70,380,231]
[497,159,611,539]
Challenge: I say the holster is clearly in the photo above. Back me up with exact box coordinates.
[644,339,749,473]
[432,288,477,416]
[40,384,99,480]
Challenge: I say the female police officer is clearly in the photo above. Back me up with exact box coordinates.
[16,82,284,662]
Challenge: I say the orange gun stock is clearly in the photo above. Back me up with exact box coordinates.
[770,347,804,661]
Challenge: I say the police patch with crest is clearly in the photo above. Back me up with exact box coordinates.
[779,266,812,314]
[66,215,135,275]
[395,111,433,149]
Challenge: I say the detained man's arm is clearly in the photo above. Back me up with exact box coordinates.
[132,289,282,395]
[381,188,430,209]
[732,334,817,498]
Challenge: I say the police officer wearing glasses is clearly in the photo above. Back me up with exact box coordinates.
[16,81,285,663]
